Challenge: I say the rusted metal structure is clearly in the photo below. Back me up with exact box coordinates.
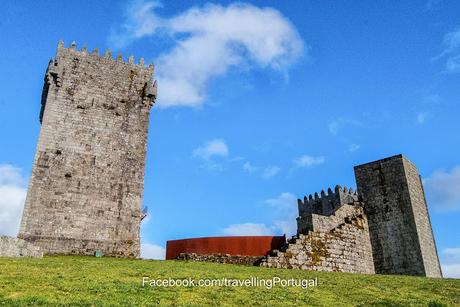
[166,236,286,260]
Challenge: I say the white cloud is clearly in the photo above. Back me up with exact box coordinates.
[422,93,441,105]
[0,165,26,186]
[223,223,274,236]
[416,112,429,124]
[262,165,281,179]
[442,264,460,278]
[425,0,443,11]
[293,155,325,168]
[444,247,460,257]
[242,161,257,173]
[222,192,298,237]
[328,121,340,135]
[265,192,297,236]
[110,1,163,47]
[0,165,27,236]
[274,220,295,237]
[199,162,225,172]
[424,166,460,211]
[434,27,460,73]
[437,28,460,57]
[141,243,166,260]
[192,139,229,172]
[110,1,305,107]
[193,139,229,160]
[441,247,460,278]
[265,192,296,208]
[328,118,360,135]
[348,143,360,152]
[445,54,460,72]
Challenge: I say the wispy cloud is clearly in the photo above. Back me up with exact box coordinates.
[110,1,163,47]
[265,192,297,236]
[222,223,274,236]
[425,0,443,11]
[444,247,460,257]
[433,27,460,73]
[293,155,325,168]
[441,247,460,278]
[328,121,340,135]
[348,143,360,152]
[110,1,305,107]
[328,118,360,135]
[191,141,285,177]
[265,192,296,208]
[193,139,229,160]
[141,243,166,260]
[422,94,441,105]
[192,139,229,171]
[262,165,281,179]
[0,165,27,236]
[416,112,429,124]
[242,161,257,173]
[222,192,298,237]
[424,166,460,211]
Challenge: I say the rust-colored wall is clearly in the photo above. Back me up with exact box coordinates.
[166,236,286,260]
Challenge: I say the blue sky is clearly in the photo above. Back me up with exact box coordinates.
[0,0,460,277]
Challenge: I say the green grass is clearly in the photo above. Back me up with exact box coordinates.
[0,256,458,306]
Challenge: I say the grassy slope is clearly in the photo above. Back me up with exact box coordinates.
[0,256,458,306]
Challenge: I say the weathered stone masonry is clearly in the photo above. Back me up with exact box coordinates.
[261,187,375,274]
[354,155,442,277]
[18,41,157,257]
[0,236,43,258]
[176,253,265,266]
[261,155,442,277]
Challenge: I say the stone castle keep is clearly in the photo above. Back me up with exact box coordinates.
[261,155,442,277]
[18,41,157,257]
[14,42,441,278]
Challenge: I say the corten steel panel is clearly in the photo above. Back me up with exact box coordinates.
[165,236,286,260]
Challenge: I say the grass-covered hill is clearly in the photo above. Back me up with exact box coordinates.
[0,256,458,306]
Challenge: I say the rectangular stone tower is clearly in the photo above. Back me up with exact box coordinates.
[18,41,157,257]
[354,155,442,277]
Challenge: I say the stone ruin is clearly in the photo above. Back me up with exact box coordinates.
[261,186,375,274]
[4,42,443,278]
[17,41,156,258]
[176,253,265,266]
[0,236,43,258]
[261,154,443,277]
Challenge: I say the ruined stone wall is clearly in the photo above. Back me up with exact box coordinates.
[308,203,365,233]
[0,236,43,258]
[263,154,441,277]
[354,155,442,277]
[18,41,156,257]
[297,185,358,234]
[261,212,375,274]
[176,253,264,266]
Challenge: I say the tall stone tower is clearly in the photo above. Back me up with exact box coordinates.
[18,41,157,257]
[354,155,442,277]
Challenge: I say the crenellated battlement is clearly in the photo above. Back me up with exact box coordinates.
[297,184,358,217]
[56,40,154,71]
[39,40,158,123]
[19,41,157,258]
[296,184,360,235]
